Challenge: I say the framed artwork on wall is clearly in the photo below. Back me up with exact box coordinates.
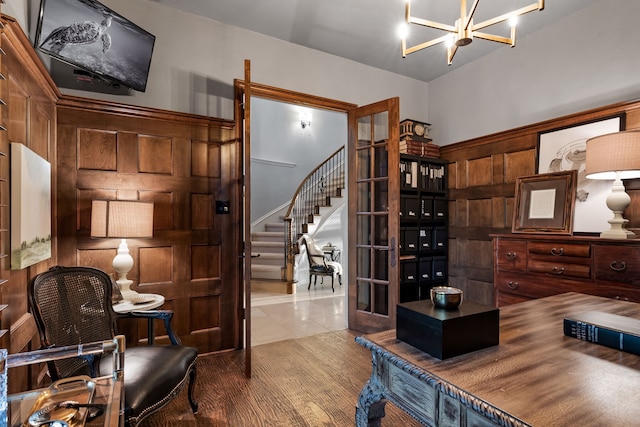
[512,171,577,235]
[11,143,52,269]
[537,114,625,234]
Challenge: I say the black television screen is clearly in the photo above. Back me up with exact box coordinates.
[35,0,155,92]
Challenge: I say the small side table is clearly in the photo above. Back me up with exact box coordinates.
[113,294,164,344]
[322,246,341,263]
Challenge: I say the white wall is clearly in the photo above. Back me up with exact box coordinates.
[8,0,430,123]
[428,0,640,146]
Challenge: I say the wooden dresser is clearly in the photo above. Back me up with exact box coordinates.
[492,234,640,306]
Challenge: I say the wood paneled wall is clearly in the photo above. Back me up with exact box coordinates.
[56,97,239,354]
[441,100,640,306]
[1,16,59,393]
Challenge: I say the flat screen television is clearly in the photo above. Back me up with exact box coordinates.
[35,0,155,92]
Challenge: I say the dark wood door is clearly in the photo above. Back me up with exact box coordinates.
[347,98,400,333]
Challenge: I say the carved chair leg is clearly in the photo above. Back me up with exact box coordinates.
[187,365,199,414]
[308,273,312,290]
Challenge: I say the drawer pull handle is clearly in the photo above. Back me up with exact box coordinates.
[551,267,565,275]
[550,247,564,256]
[610,261,627,272]
[506,252,517,260]
[507,281,519,290]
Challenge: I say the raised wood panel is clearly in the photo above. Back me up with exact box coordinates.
[191,140,222,178]
[77,128,117,171]
[192,194,213,229]
[7,75,27,143]
[467,157,492,187]
[491,197,506,229]
[190,296,221,331]
[191,245,220,280]
[139,246,173,284]
[138,135,173,174]
[139,190,173,230]
[467,199,492,228]
[77,248,117,275]
[504,149,535,183]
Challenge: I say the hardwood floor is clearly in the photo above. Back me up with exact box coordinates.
[143,329,421,426]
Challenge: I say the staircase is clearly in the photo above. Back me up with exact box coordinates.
[251,221,285,281]
[251,147,345,287]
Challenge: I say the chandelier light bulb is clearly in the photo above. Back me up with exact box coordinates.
[397,23,409,40]
[509,15,519,27]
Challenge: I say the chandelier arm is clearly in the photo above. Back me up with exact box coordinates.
[463,0,480,30]
[473,32,513,46]
[404,34,452,56]
[472,2,543,31]
[408,16,456,32]
[447,44,459,65]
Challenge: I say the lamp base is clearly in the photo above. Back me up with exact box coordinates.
[117,278,140,301]
[600,177,636,239]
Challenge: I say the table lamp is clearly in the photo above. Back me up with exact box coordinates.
[91,200,154,299]
[585,131,640,239]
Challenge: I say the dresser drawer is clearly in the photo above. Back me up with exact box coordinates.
[594,245,640,285]
[494,273,570,299]
[495,240,527,271]
[528,242,591,258]
[528,260,591,278]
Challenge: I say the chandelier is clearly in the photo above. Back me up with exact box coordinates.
[401,0,545,65]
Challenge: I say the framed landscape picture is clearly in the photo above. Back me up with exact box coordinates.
[11,143,51,269]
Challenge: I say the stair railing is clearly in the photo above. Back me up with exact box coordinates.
[284,146,345,281]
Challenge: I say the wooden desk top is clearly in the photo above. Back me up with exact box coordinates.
[360,292,640,426]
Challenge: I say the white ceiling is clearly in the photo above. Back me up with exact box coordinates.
[151,0,598,83]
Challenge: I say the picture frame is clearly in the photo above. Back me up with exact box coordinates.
[11,143,52,269]
[537,114,625,234]
[512,170,577,235]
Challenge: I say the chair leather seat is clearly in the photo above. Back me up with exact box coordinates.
[101,345,198,421]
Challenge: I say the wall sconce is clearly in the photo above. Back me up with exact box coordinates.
[300,111,312,129]
[91,199,154,299]
[585,131,640,239]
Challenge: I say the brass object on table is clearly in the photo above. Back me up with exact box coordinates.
[25,376,95,427]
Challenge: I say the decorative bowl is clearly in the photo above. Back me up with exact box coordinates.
[430,286,463,310]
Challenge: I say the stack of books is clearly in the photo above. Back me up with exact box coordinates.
[399,138,440,158]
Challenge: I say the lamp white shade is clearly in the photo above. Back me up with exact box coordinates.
[585,131,640,239]
[90,200,154,238]
[585,131,640,180]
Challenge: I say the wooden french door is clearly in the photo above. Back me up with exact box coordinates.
[347,98,400,333]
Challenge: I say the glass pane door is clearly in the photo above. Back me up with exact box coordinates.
[348,98,399,333]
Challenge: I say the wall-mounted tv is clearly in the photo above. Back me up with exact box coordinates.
[35,0,155,92]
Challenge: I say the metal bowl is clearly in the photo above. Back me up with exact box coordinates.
[430,286,463,310]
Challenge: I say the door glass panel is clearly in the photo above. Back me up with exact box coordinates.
[374,181,388,212]
[357,216,371,246]
[357,280,371,311]
[373,284,389,315]
[373,216,388,246]
[357,247,370,276]
[357,116,372,147]
[374,145,388,178]
[357,148,371,179]
[373,249,388,280]
[357,182,370,212]
[373,111,389,141]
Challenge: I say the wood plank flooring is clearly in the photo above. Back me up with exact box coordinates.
[143,329,421,426]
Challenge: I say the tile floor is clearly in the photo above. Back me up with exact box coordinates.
[251,279,347,346]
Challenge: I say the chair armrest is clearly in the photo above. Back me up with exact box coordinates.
[116,310,182,345]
